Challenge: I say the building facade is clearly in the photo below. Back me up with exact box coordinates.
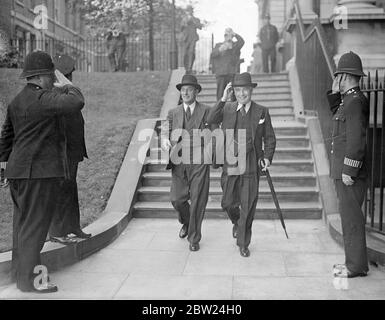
[0,0,86,66]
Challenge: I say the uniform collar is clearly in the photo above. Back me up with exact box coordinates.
[27,83,43,90]
[342,86,360,98]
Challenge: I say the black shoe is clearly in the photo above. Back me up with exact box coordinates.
[73,230,92,239]
[179,224,189,239]
[239,247,250,257]
[189,243,200,252]
[333,264,368,278]
[50,236,77,245]
[19,283,58,294]
[232,224,238,239]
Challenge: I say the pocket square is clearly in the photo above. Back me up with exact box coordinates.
[259,118,265,124]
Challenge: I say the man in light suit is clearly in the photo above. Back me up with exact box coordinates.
[207,72,276,257]
[161,74,211,252]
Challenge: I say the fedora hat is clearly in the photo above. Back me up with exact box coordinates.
[232,72,258,88]
[53,54,76,76]
[176,74,202,92]
[20,51,55,79]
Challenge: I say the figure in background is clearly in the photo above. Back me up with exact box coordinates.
[106,23,127,72]
[49,54,91,244]
[258,14,279,73]
[327,51,369,278]
[181,5,203,74]
[210,28,245,101]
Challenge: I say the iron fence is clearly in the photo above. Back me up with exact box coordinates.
[361,72,385,235]
[4,35,213,73]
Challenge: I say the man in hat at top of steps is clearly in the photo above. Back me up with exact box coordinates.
[0,51,85,293]
[161,74,212,252]
[327,51,370,278]
[207,72,276,258]
[48,54,91,244]
[258,13,279,74]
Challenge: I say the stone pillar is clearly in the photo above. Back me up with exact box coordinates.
[25,32,31,55]
[298,0,318,20]
[337,0,385,14]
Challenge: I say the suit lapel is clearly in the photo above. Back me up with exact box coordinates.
[226,102,238,129]
[250,101,263,142]
[174,105,184,130]
[191,102,206,129]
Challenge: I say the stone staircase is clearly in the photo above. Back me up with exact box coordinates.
[133,72,323,220]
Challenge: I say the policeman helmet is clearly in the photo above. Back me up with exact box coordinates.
[53,54,76,76]
[20,51,55,79]
[334,51,366,77]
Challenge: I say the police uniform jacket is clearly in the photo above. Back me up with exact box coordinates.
[327,87,369,179]
[0,83,85,179]
[207,100,276,171]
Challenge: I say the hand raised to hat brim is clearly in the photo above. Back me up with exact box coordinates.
[221,82,233,102]
[54,69,72,88]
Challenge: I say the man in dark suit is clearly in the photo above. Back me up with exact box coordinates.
[181,5,203,74]
[258,14,279,73]
[0,51,85,293]
[207,72,276,257]
[327,51,369,278]
[161,74,212,252]
[210,28,245,101]
[49,54,91,244]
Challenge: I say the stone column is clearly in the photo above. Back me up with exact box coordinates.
[298,0,318,19]
[337,0,384,14]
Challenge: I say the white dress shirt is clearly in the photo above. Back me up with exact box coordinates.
[183,101,196,115]
[236,101,252,114]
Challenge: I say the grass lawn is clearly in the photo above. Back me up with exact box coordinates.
[0,69,170,252]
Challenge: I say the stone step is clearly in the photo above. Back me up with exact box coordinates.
[133,201,323,219]
[151,135,309,149]
[141,172,318,188]
[196,73,289,82]
[148,147,312,161]
[199,92,292,101]
[145,159,315,174]
[137,186,320,203]
[199,82,290,89]
[198,99,293,108]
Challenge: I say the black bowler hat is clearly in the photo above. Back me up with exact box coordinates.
[232,72,258,88]
[176,74,202,92]
[334,51,366,77]
[53,54,76,76]
[20,51,55,79]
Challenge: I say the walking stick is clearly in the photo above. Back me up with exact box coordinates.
[260,159,289,239]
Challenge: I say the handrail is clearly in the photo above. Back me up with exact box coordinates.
[292,0,336,78]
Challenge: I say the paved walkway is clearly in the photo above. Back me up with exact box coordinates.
[0,219,384,300]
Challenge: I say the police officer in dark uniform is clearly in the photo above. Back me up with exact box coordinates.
[258,14,279,74]
[327,51,369,278]
[49,54,91,244]
[0,51,85,293]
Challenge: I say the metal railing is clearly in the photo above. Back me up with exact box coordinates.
[361,72,385,235]
[4,35,214,73]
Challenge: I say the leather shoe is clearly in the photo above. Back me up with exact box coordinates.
[179,224,189,239]
[189,243,200,252]
[19,283,58,294]
[73,229,92,239]
[333,264,368,278]
[239,247,250,257]
[50,236,77,245]
[232,224,238,239]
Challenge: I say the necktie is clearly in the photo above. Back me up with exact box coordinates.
[186,106,192,121]
[240,104,246,117]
